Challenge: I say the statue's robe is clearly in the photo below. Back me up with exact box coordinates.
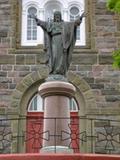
[37,20,78,76]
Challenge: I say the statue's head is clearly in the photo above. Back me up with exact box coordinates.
[54,11,62,22]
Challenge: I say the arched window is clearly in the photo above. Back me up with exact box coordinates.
[70,6,80,40]
[70,98,78,112]
[44,1,62,21]
[28,94,43,112]
[28,94,78,112]
[69,4,85,45]
[27,7,37,40]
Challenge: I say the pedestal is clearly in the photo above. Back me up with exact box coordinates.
[38,81,76,153]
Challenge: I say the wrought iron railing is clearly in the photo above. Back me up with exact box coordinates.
[0,116,120,154]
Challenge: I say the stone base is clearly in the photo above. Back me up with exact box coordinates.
[40,146,73,154]
[46,74,68,82]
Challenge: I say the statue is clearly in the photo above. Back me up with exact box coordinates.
[29,11,86,79]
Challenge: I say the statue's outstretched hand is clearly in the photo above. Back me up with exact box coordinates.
[28,14,37,20]
[80,12,88,20]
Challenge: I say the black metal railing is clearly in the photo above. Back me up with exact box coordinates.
[0,116,120,154]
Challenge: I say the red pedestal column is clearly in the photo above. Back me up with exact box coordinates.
[38,81,76,153]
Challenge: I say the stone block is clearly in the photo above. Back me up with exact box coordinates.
[38,66,49,79]
[102,71,120,78]
[95,77,111,84]
[0,108,6,114]
[9,83,16,89]
[0,77,11,84]
[7,108,19,115]
[31,71,42,82]
[76,71,88,77]
[67,71,77,82]
[96,38,117,49]
[22,75,34,87]
[0,71,7,77]
[101,89,120,95]
[86,99,97,109]
[16,82,28,93]
[2,65,12,71]
[78,65,92,71]
[0,83,8,89]
[99,54,113,64]
[8,71,19,77]
[69,64,76,71]
[89,84,104,89]
[84,77,94,83]
[12,90,22,100]
[105,95,120,102]
[36,52,47,64]
[11,100,20,108]
[72,54,97,65]
[83,90,95,100]
[0,55,15,64]
[14,65,30,71]
[77,79,91,93]
[25,55,35,64]
[70,74,82,86]
[16,55,25,65]
[19,71,30,77]
[96,16,115,26]
[0,31,7,37]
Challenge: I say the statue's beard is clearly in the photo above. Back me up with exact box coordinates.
[54,16,61,22]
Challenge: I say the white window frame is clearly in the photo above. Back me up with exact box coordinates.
[21,0,85,46]
[68,2,85,46]
[28,94,44,112]
[28,94,78,112]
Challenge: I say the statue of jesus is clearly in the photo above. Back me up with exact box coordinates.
[30,11,86,77]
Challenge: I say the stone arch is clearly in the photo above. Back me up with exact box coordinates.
[11,69,96,153]
[67,71,97,116]
[11,69,96,117]
[10,67,49,116]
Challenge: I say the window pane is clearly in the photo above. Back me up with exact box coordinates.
[45,2,61,21]
[27,7,37,41]
[70,7,79,16]
[28,94,43,112]
[33,96,37,110]
[28,94,78,112]
[28,7,37,15]
[70,6,80,41]
[33,30,37,40]
[70,15,74,21]
[76,28,80,40]
[27,31,31,40]
[70,98,78,111]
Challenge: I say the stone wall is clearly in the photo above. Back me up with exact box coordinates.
[0,0,120,154]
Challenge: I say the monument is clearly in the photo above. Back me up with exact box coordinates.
[30,11,85,153]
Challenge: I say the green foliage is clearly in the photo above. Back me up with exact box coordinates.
[106,0,120,68]
[106,0,120,13]
[115,1,120,12]
[112,50,120,68]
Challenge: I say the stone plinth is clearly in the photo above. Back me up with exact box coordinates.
[38,81,76,153]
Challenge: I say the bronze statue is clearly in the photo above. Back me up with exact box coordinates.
[29,11,86,77]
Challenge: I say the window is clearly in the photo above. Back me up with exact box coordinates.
[28,94,43,112]
[28,94,78,112]
[70,98,78,112]
[70,6,80,40]
[27,7,37,40]
[21,0,85,46]
[44,1,61,21]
